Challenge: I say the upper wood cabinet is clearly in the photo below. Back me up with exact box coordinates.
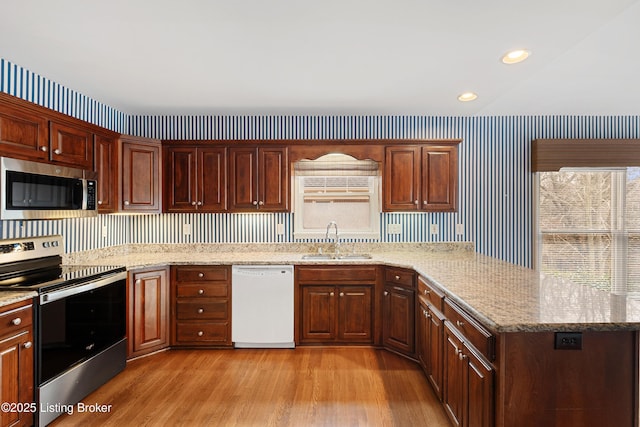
[49,120,94,169]
[229,146,289,212]
[94,132,119,213]
[0,101,49,162]
[384,143,458,212]
[120,136,162,213]
[163,145,227,212]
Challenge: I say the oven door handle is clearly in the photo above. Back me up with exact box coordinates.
[39,271,127,305]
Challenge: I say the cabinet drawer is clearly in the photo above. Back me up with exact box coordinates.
[418,276,444,311]
[296,266,377,283]
[444,299,495,361]
[176,283,229,298]
[176,300,229,320]
[385,267,415,289]
[0,302,32,338]
[174,265,230,283]
[175,322,230,344]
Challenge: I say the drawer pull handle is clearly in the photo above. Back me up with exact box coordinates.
[11,318,21,326]
[198,272,204,278]
[197,308,204,314]
[456,320,465,328]
[197,331,204,337]
[23,341,32,349]
[198,289,204,295]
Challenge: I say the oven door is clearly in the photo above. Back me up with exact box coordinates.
[37,273,126,385]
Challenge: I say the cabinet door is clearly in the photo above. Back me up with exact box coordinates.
[382,284,415,356]
[198,147,227,212]
[466,348,494,427]
[229,147,257,211]
[49,120,94,169]
[121,138,162,212]
[337,286,372,343]
[443,323,464,427]
[164,146,197,212]
[0,102,48,161]
[426,305,445,401]
[129,268,169,358]
[0,330,34,427]
[422,145,457,212]
[300,286,336,342]
[257,146,288,211]
[94,133,118,213]
[384,145,421,211]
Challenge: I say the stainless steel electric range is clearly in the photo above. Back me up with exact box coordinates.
[0,235,126,426]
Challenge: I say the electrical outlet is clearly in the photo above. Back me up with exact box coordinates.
[387,223,402,234]
[183,223,192,236]
[430,224,439,235]
[456,223,465,235]
[555,332,582,350]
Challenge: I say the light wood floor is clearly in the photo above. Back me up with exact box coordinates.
[50,347,451,427]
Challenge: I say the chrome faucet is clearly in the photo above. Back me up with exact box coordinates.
[325,221,340,257]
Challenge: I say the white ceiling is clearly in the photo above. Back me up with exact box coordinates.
[1,0,639,116]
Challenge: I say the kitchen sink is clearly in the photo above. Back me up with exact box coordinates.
[301,253,372,260]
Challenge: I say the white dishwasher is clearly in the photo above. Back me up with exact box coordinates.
[231,265,295,348]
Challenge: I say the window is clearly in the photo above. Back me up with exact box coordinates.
[536,167,640,294]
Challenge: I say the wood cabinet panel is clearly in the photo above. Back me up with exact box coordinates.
[0,300,34,427]
[94,133,118,213]
[384,146,421,211]
[444,299,494,362]
[175,300,229,320]
[198,147,227,211]
[128,267,169,358]
[300,286,336,342]
[121,137,162,212]
[418,300,445,401]
[337,286,373,342]
[0,102,48,161]
[422,145,457,211]
[174,322,230,344]
[382,284,415,355]
[49,120,94,169]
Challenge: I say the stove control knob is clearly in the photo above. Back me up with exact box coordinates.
[11,318,21,326]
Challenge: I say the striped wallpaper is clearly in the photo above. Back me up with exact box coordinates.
[2,57,640,268]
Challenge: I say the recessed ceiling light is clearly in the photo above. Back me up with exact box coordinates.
[458,92,478,102]
[502,49,530,64]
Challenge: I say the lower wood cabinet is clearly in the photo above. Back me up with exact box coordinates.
[171,265,232,347]
[418,299,445,400]
[128,267,170,358]
[382,267,416,357]
[296,266,377,345]
[0,299,34,427]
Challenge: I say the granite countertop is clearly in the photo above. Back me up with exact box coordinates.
[0,291,38,308]
[62,242,640,334]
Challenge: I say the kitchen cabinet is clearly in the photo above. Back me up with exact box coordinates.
[296,266,377,344]
[94,132,119,213]
[48,119,94,169]
[0,98,48,162]
[382,267,416,357]
[128,267,170,358]
[442,299,494,427]
[383,143,458,212]
[163,145,227,212]
[171,265,232,347]
[417,276,445,400]
[229,146,289,212]
[120,136,162,212]
[0,299,34,427]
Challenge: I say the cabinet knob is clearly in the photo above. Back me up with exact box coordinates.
[23,341,32,349]
[383,291,389,296]
[456,320,465,328]
[252,201,258,206]
[197,201,203,206]
[198,289,204,295]
[330,292,335,297]
[124,201,130,206]
[98,200,103,205]
[197,331,204,337]
[135,279,141,285]
[197,308,204,314]
[11,318,21,326]
[423,200,428,205]
[339,292,344,297]
[395,275,400,280]
[423,289,430,295]
[192,201,197,205]
[258,201,264,206]
[458,351,466,361]
[414,200,419,205]
[40,146,48,152]
[53,148,61,155]
[198,272,204,278]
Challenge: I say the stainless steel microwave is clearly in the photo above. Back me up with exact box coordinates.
[0,157,97,220]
